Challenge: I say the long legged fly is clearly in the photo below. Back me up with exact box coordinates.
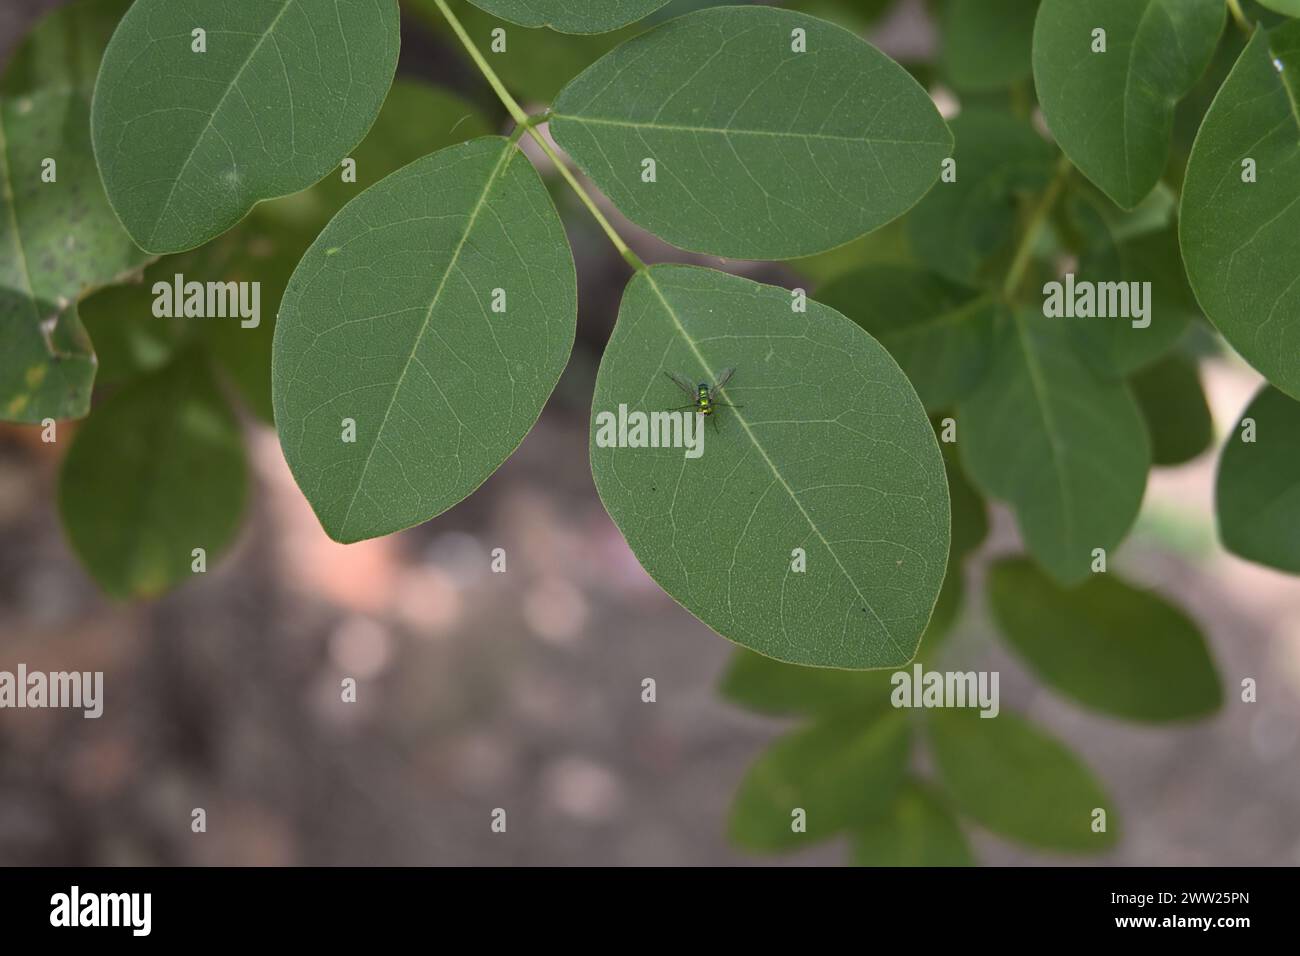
[665,367,742,430]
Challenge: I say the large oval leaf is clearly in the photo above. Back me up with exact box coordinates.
[590,265,950,669]
[273,137,576,543]
[729,711,910,851]
[927,708,1119,852]
[550,5,952,259]
[464,0,670,33]
[1216,385,1300,573]
[91,0,400,253]
[1033,0,1225,209]
[989,557,1222,722]
[1,0,149,424]
[1181,23,1300,400]
[58,351,246,599]
[958,310,1150,585]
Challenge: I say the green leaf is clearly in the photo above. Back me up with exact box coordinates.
[852,780,974,866]
[0,0,149,424]
[927,708,1118,852]
[591,264,949,669]
[906,109,1056,287]
[1066,212,1198,378]
[1258,1,1300,15]
[91,0,400,254]
[1181,23,1300,400]
[463,0,669,33]
[1033,0,1225,209]
[942,0,1039,92]
[817,266,998,411]
[720,650,898,718]
[989,557,1222,721]
[80,80,489,419]
[550,5,952,259]
[729,711,910,851]
[272,137,576,543]
[1131,353,1213,466]
[958,310,1150,585]
[1216,385,1300,573]
[58,351,246,599]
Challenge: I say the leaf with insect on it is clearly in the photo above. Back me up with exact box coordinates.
[273,137,577,544]
[550,5,952,259]
[1181,21,1300,401]
[927,708,1119,852]
[958,309,1150,585]
[729,711,911,851]
[91,0,400,253]
[591,264,949,669]
[1033,0,1226,210]
[58,351,246,599]
[989,557,1222,722]
[0,0,149,424]
[1216,385,1300,574]
[463,0,671,33]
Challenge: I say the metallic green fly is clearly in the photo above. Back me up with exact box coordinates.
[665,367,741,429]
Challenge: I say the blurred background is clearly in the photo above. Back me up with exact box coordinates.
[1,0,1298,866]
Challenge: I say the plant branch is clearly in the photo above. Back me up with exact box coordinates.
[1002,154,1073,301]
[1227,0,1252,35]
[432,0,646,272]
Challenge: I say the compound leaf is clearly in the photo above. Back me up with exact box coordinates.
[91,0,400,253]
[591,265,949,669]
[989,557,1222,721]
[58,351,246,599]
[272,137,576,543]
[729,711,910,851]
[1033,0,1225,209]
[1216,385,1300,573]
[551,5,952,259]
[1180,23,1300,400]
[463,0,670,33]
[958,310,1150,585]
[927,708,1119,852]
[0,0,149,424]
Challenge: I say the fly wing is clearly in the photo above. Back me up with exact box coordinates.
[665,370,697,397]
[709,367,736,400]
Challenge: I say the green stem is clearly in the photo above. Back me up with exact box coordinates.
[1227,0,1252,35]
[1002,154,1072,302]
[432,0,646,272]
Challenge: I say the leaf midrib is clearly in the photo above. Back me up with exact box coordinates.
[553,113,949,148]
[335,139,516,541]
[642,268,909,661]
[143,0,297,249]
